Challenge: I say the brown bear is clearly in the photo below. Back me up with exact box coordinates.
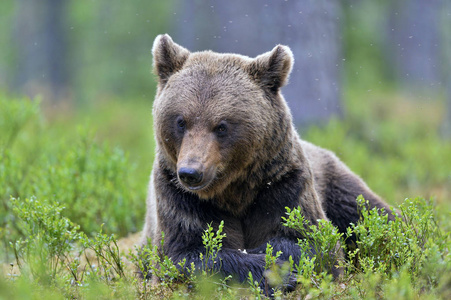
[141,34,393,291]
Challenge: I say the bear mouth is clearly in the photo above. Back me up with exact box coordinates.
[184,182,210,191]
[179,179,216,196]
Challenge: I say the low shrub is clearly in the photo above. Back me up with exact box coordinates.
[0,95,146,261]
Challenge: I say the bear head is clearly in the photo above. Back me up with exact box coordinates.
[152,34,295,200]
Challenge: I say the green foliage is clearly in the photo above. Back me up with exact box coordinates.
[79,226,126,282]
[1,90,450,298]
[259,243,286,296]
[200,221,227,276]
[129,224,239,299]
[9,197,81,285]
[347,196,450,290]
[283,207,344,275]
[305,91,451,205]
[281,208,342,299]
[2,188,450,299]
[66,0,175,102]
[132,222,229,291]
[4,196,143,299]
[0,95,146,261]
[342,1,393,89]
[132,234,188,290]
[247,271,263,300]
[264,243,282,271]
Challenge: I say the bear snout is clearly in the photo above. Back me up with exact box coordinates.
[178,167,203,186]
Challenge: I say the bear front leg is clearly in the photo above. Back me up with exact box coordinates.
[167,247,265,282]
[165,245,285,295]
[154,200,275,293]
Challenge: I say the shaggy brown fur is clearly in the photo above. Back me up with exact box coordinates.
[141,34,393,293]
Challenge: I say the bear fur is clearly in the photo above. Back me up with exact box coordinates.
[141,34,393,290]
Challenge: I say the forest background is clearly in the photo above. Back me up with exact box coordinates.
[0,1,450,298]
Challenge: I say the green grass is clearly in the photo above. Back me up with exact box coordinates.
[0,91,450,299]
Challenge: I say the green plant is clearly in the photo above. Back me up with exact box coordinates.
[200,221,226,276]
[10,197,81,285]
[283,206,344,275]
[0,95,146,260]
[347,196,450,294]
[131,234,188,292]
[79,225,126,282]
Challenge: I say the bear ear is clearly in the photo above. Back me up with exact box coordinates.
[248,45,294,93]
[152,34,190,86]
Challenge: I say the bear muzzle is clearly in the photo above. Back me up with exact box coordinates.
[178,167,203,186]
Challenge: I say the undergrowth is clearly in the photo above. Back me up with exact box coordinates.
[1,94,450,298]
[1,194,449,299]
[305,89,451,205]
[0,95,146,261]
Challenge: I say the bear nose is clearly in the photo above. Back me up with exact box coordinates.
[178,167,203,186]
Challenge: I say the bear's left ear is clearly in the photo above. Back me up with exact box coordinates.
[152,34,190,87]
[248,45,294,93]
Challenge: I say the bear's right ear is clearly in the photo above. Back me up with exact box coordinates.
[248,45,294,93]
[152,34,190,86]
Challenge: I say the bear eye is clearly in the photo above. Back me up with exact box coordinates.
[215,122,228,137]
[176,117,186,133]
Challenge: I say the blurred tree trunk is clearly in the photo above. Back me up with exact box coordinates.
[13,0,69,101]
[444,81,451,138]
[441,1,451,139]
[173,0,342,128]
[387,0,443,91]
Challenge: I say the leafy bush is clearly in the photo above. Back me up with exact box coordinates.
[3,195,138,299]
[3,194,448,299]
[10,197,81,285]
[0,95,146,260]
[346,197,450,294]
[283,207,343,275]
